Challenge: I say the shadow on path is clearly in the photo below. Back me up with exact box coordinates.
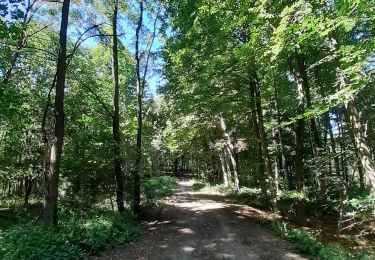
[94,180,306,260]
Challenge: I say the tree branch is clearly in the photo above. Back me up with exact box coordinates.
[68,69,114,119]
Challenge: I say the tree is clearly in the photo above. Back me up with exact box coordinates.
[133,0,159,214]
[111,0,125,213]
[43,0,70,227]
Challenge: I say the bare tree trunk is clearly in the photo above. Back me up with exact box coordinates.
[24,169,34,207]
[220,117,240,192]
[219,152,229,187]
[225,145,239,192]
[250,80,266,198]
[174,157,179,175]
[223,149,233,184]
[133,0,145,214]
[133,2,159,214]
[290,54,307,225]
[326,113,340,177]
[304,66,326,195]
[111,1,125,213]
[330,37,375,194]
[43,0,70,227]
[273,83,288,190]
[251,76,276,210]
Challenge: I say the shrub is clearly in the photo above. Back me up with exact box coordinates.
[192,181,206,191]
[142,176,178,206]
[63,213,139,255]
[0,225,86,260]
[0,213,140,259]
[260,220,372,260]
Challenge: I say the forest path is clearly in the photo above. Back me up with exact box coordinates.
[94,180,306,260]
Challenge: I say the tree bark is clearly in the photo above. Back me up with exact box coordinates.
[24,170,34,207]
[219,152,229,187]
[250,80,266,197]
[326,113,340,177]
[273,83,288,190]
[290,54,307,225]
[220,117,240,192]
[43,0,70,227]
[251,76,276,210]
[329,37,375,194]
[174,157,179,175]
[133,0,145,214]
[111,1,125,213]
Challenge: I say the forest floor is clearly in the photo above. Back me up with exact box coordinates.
[93,179,306,260]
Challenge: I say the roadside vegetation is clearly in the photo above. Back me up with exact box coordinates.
[1,0,374,258]
[191,179,374,259]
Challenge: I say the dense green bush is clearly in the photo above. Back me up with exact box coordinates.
[142,176,178,206]
[0,213,139,260]
[0,225,85,260]
[62,214,139,255]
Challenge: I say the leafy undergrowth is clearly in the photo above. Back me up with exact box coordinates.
[258,220,372,260]
[142,175,178,207]
[191,180,235,194]
[0,199,42,230]
[0,212,140,260]
[0,176,178,260]
[191,180,374,259]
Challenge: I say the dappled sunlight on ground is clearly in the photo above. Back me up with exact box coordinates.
[93,179,307,260]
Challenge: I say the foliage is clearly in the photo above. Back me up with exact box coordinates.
[0,225,86,260]
[192,180,206,191]
[260,220,372,260]
[0,0,375,256]
[142,176,178,206]
[0,212,140,260]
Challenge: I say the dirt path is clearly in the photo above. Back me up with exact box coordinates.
[94,180,307,260]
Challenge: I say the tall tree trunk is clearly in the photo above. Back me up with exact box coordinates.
[219,151,229,187]
[223,149,233,184]
[133,0,144,214]
[111,1,125,213]
[290,54,307,225]
[43,0,70,227]
[273,83,288,190]
[330,37,375,194]
[303,63,326,195]
[174,157,179,175]
[24,169,34,207]
[251,76,275,210]
[220,117,240,192]
[304,79,321,150]
[326,113,340,177]
[250,80,266,198]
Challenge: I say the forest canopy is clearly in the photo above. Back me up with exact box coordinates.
[0,0,374,258]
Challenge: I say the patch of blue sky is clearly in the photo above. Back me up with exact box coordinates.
[67,2,165,96]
